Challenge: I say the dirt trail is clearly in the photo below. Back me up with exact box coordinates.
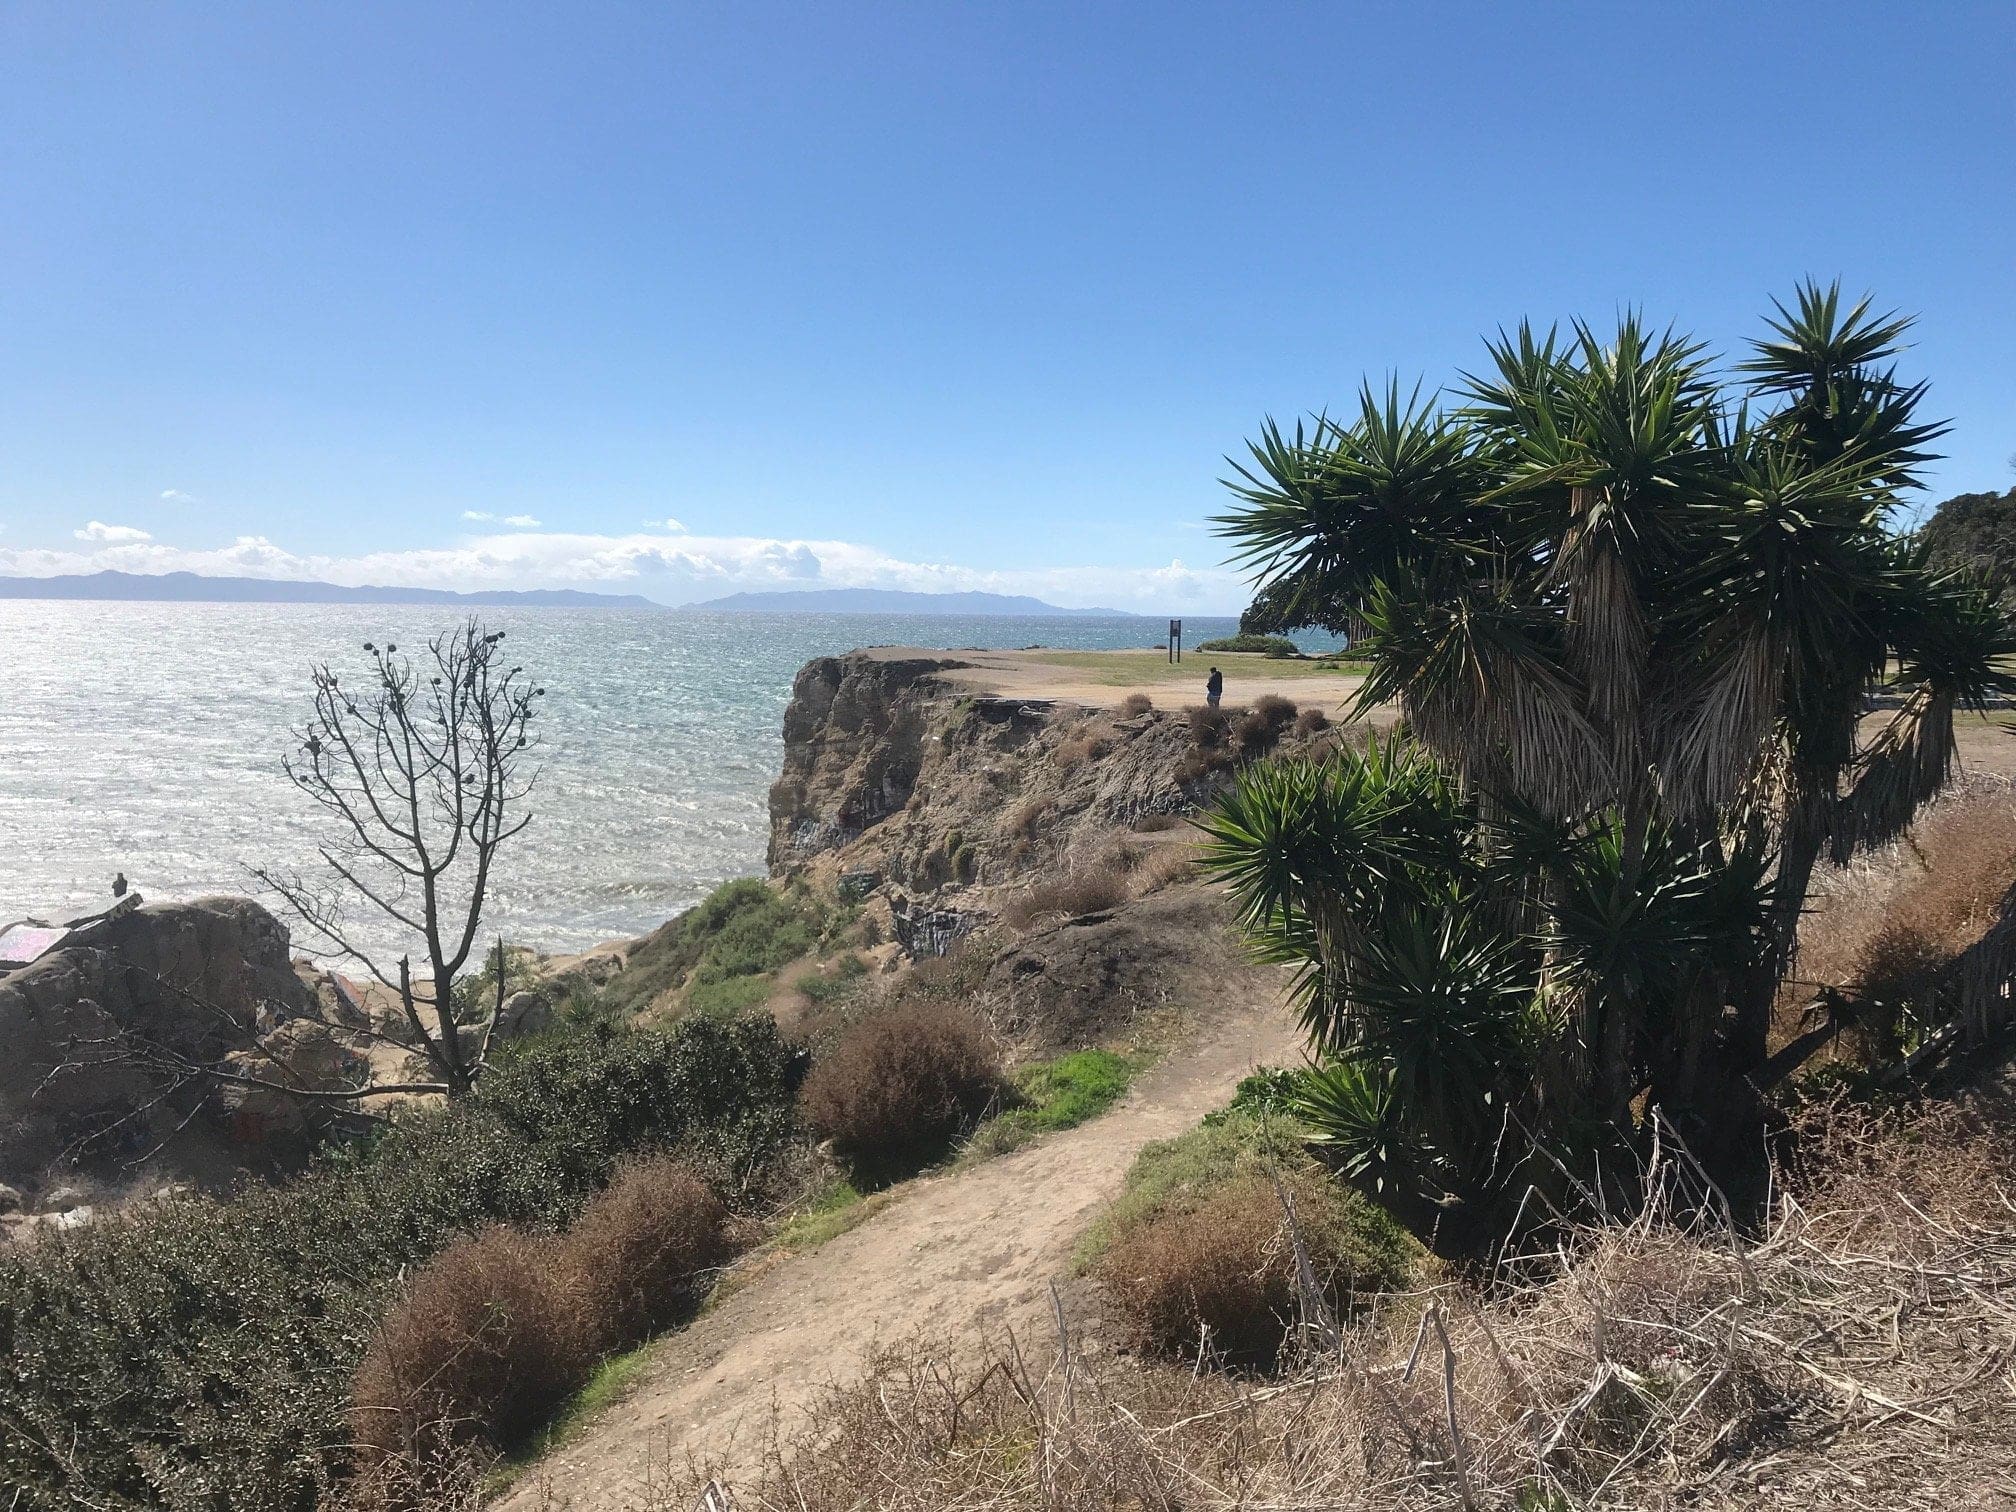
[507,989,1299,1509]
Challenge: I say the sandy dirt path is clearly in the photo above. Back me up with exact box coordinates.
[506,991,1300,1509]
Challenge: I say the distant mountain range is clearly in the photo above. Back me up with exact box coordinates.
[684,588,1138,617]
[0,571,1143,618]
[0,570,659,609]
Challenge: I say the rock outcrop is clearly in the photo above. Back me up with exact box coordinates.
[0,896,314,1188]
[767,652,1206,912]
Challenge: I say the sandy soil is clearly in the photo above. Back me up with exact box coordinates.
[505,971,1299,1509]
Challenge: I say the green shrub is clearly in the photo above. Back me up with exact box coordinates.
[598,879,825,1019]
[0,1014,798,1509]
[1196,634,1301,656]
[686,974,774,1018]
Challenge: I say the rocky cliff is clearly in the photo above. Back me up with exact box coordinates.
[762,650,1310,961]
[769,653,1208,891]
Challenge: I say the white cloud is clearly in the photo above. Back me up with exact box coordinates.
[461,510,494,522]
[2,527,1249,611]
[502,514,542,529]
[159,489,197,504]
[75,521,153,544]
[655,517,688,533]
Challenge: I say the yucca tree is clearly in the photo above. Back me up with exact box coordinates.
[1210,285,2016,1195]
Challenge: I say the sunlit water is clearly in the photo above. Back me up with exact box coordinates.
[0,602,1260,956]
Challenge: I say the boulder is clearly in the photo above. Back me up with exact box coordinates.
[0,897,313,1180]
[216,1018,369,1143]
[497,989,552,1039]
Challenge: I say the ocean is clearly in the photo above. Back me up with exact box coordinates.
[0,601,1271,958]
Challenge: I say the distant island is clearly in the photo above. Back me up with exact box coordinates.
[0,570,660,609]
[685,588,1138,617]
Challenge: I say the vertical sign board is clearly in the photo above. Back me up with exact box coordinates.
[1168,618,1182,663]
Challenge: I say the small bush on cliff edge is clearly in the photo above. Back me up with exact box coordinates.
[799,1000,1004,1178]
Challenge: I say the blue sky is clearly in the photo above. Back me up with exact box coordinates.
[0,2,2010,611]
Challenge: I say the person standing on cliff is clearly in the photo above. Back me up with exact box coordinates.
[1206,667,1223,708]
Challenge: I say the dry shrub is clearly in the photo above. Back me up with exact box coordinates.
[566,1156,731,1343]
[691,1082,2016,1511]
[1130,810,1186,833]
[1118,692,1154,716]
[1129,843,1195,897]
[1294,704,1330,736]
[1000,868,1130,930]
[1184,704,1230,747]
[798,999,1004,1169]
[1237,694,1299,754]
[350,1227,594,1481]
[1786,780,2016,1054]
[1098,1173,1326,1363]
[1004,795,1049,840]
[1054,730,1112,770]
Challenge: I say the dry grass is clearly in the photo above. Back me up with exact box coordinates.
[1295,704,1331,736]
[1128,842,1196,897]
[1095,1169,1411,1366]
[1119,692,1155,716]
[659,1079,2016,1510]
[797,999,1005,1172]
[1000,868,1132,930]
[1785,779,2016,1055]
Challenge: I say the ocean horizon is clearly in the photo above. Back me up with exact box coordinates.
[0,601,1294,959]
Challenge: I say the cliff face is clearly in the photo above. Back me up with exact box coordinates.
[767,651,1204,906]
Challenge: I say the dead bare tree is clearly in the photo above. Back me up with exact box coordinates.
[255,618,542,1098]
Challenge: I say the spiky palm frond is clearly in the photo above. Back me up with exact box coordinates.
[1294,1057,1414,1190]
[1215,382,1491,613]
[1742,279,1946,485]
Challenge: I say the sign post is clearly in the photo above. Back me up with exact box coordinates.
[1168,618,1182,664]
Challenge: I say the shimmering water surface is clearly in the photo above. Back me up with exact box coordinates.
[0,602,1253,955]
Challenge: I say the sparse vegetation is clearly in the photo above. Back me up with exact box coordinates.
[704,1076,2016,1510]
[1000,867,1130,930]
[1118,691,1154,715]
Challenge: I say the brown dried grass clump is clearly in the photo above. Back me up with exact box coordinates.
[1118,692,1154,716]
[566,1156,732,1343]
[1054,730,1112,770]
[1237,694,1299,754]
[1295,704,1331,736]
[798,999,1004,1170]
[1129,810,1186,833]
[1096,1171,1378,1364]
[1000,868,1130,930]
[1129,842,1196,897]
[350,1227,595,1481]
